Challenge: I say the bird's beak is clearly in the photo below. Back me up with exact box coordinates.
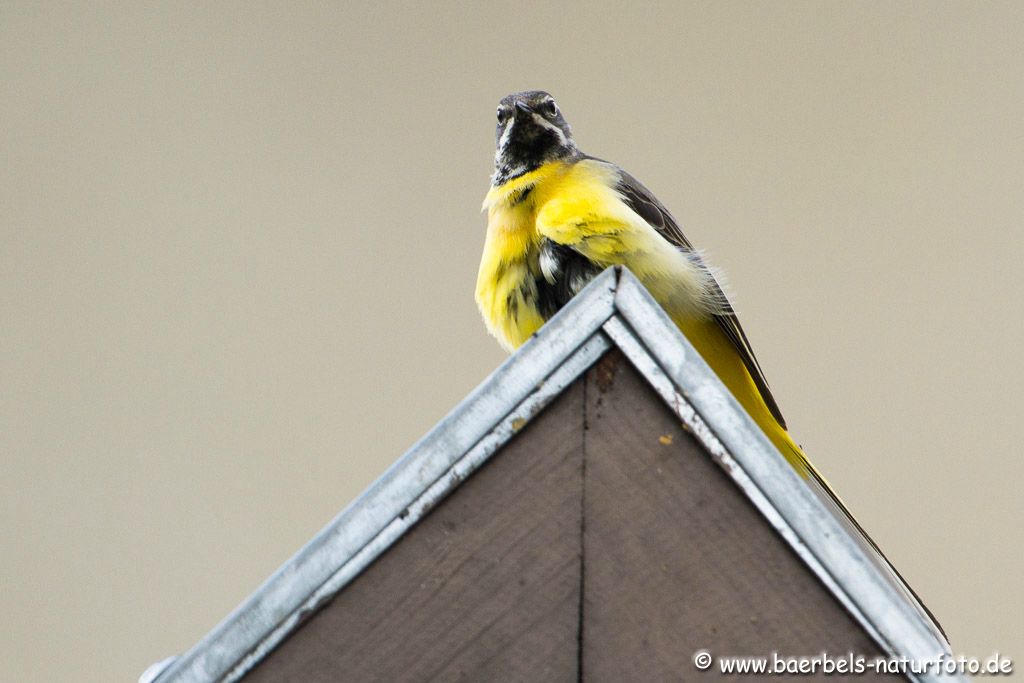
[514,101,533,115]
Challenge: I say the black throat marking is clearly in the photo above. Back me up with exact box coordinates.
[494,134,576,186]
[492,94,577,186]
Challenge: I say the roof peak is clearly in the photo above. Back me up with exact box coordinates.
[152,267,956,683]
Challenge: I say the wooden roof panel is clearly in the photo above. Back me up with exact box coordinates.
[246,383,586,682]
[581,351,892,681]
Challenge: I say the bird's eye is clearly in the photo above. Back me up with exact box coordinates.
[497,107,508,124]
[543,99,559,118]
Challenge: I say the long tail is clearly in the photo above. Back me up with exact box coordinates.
[680,316,948,640]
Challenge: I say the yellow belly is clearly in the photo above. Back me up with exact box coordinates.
[475,253,546,351]
[474,200,544,350]
[475,164,566,350]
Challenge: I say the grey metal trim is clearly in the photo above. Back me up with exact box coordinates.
[155,269,618,683]
[156,266,960,683]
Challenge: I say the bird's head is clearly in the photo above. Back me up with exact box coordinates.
[493,91,577,185]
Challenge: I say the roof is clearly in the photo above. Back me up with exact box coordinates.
[153,266,959,683]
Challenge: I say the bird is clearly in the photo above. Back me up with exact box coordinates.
[475,89,804,472]
[474,91,946,640]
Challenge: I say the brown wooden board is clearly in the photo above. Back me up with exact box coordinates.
[580,350,897,681]
[244,382,585,682]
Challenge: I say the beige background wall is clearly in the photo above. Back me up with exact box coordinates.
[3,3,1021,681]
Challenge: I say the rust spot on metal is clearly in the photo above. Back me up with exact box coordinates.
[593,349,622,393]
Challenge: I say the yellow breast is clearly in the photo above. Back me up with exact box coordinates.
[475,157,691,349]
[476,157,809,475]
[475,161,574,349]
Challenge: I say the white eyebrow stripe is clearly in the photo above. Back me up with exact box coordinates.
[530,112,566,144]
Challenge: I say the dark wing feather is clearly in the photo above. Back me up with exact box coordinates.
[612,167,788,430]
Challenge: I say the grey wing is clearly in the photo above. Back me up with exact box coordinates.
[612,167,788,430]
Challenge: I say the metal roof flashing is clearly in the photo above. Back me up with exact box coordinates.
[152,267,960,683]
